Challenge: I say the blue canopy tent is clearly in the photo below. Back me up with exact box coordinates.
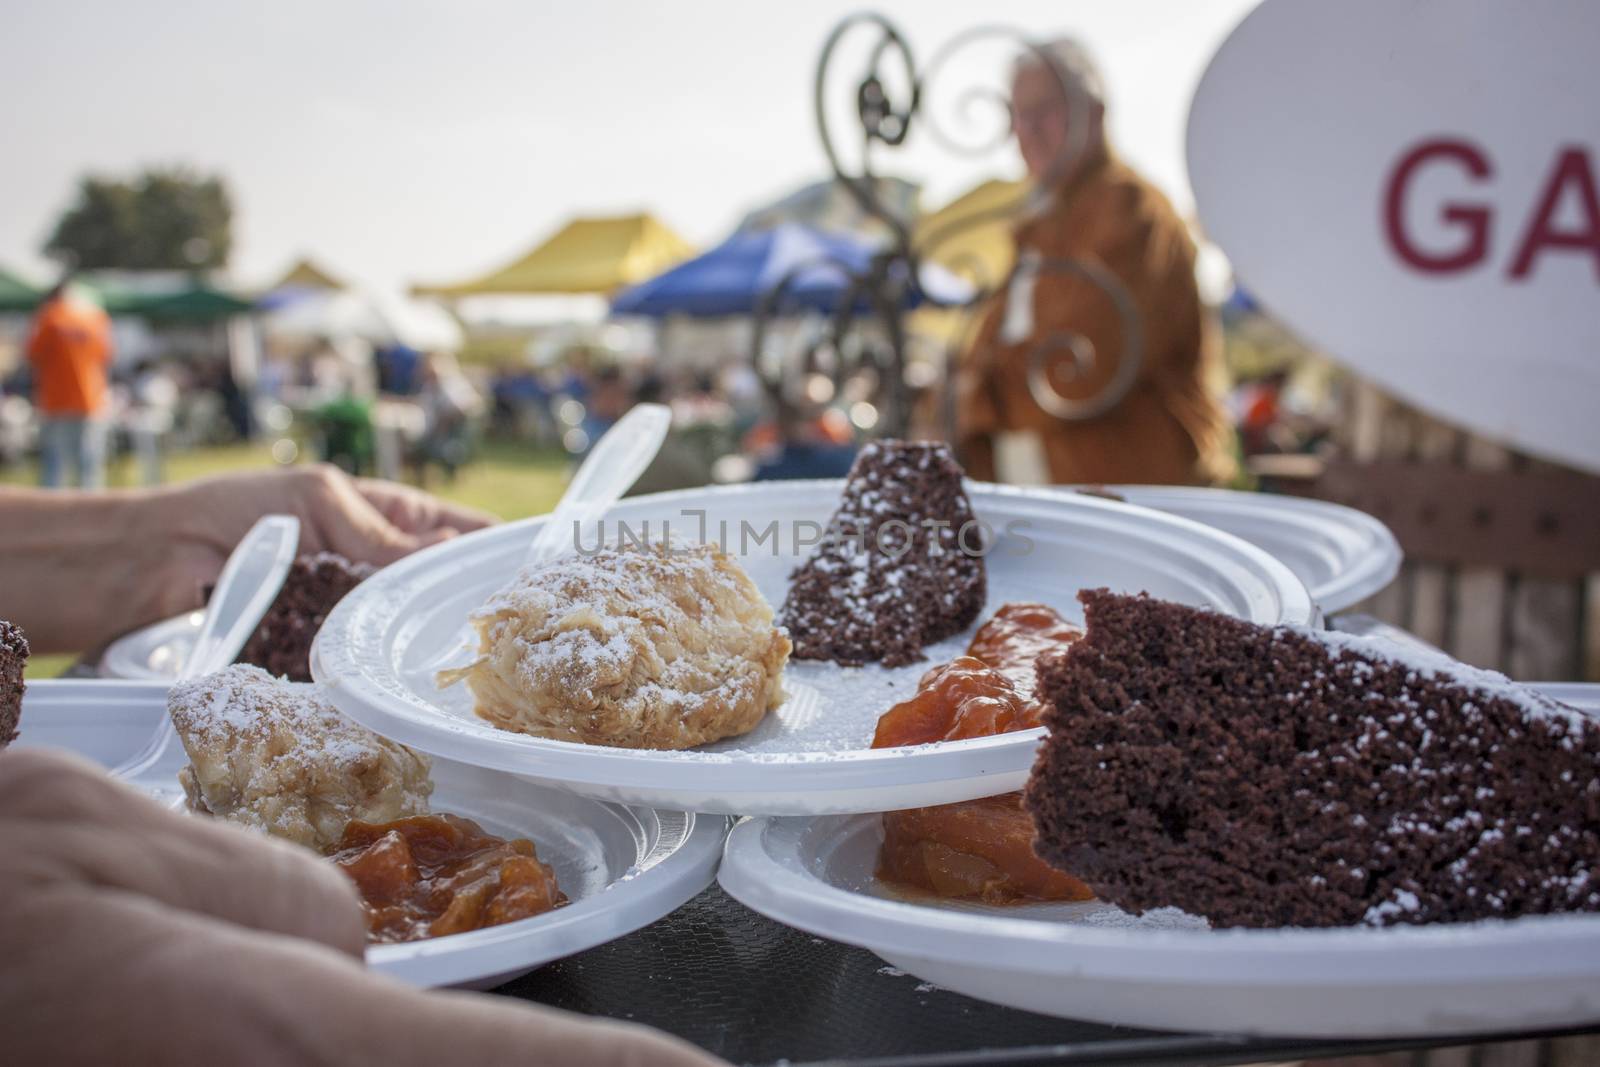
[609,222,971,318]
[1221,282,1261,320]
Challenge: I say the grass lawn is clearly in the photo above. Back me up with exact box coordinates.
[9,438,573,677]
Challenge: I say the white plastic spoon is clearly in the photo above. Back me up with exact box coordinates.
[525,403,672,568]
[110,514,301,779]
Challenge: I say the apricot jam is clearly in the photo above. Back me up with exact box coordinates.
[963,601,1085,695]
[871,655,1039,748]
[873,602,1092,904]
[873,603,1079,746]
[879,793,1094,904]
[328,813,565,943]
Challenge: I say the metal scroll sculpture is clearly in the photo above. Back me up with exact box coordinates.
[753,13,1144,446]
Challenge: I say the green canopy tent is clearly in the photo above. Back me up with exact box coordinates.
[0,267,41,313]
[0,270,251,321]
[98,284,254,321]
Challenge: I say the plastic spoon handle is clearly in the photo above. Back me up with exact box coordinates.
[525,403,671,568]
[182,514,302,680]
[110,515,300,782]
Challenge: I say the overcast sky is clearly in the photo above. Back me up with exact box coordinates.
[1,0,1258,293]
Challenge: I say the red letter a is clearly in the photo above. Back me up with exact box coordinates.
[1508,147,1600,282]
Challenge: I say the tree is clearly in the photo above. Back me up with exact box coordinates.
[43,167,233,271]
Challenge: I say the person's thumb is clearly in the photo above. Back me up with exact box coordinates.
[330,515,458,567]
[411,526,460,551]
[313,481,424,566]
[305,468,467,566]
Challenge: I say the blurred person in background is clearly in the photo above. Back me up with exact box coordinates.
[628,373,715,494]
[411,350,482,486]
[306,336,381,475]
[127,358,181,485]
[749,393,857,481]
[719,360,766,439]
[579,362,630,454]
[954,39,1234,487]
[1234,366,1289,456]
[26,277,114,489]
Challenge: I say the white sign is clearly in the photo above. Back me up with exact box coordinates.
[1187,0,1600,473]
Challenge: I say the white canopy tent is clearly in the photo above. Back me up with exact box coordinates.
[262,289,464,352]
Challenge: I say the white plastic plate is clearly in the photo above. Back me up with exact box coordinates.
[100,611,202,681]
[311,481,1314,815]
[12,679,727,989]
[100,484,1380,682]
[718,683,1600,1038]
[1093,485,1401,613]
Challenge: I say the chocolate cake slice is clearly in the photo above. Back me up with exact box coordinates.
[0,620,28,749]
[237,552,375,682]
[780,440,985,668]
[1025,589,1600,929]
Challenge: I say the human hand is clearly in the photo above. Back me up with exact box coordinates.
[149,465,497,621]
[176,464,497,567]
[0,747,726,1067]
[0,466,497,653]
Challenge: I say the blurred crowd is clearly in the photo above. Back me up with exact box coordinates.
[2,36,1342,501]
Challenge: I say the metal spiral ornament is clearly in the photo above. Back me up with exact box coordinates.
[1022,256,1143,421]
[752,12,1148,442]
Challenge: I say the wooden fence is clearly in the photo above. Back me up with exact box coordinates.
[1266,381,1600,683]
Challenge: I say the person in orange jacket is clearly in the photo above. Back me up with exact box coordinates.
[953,39,1235,487]
[26,278,114,489]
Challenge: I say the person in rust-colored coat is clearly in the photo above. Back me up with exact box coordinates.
[955,39,1234,487]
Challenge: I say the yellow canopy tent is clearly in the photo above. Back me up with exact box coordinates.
[912,177,1028,288]
[270,257,346,291]
[415,213,694,297]
[909,178,1029,346]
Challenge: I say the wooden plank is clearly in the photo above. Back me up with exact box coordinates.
[1415,1046,1473,1067]
[1309,459,1600,576]
[1475,1040,1542,1067]
[1361,387,1413,627]
[1406,417,1461,647]
[1506,576,1582,680]
[1505,457,1586,681]
[1341,377,1386,457]
[1548,1034,1600,1067]
[1453,437,1511,670]
[1587,575,1600,683]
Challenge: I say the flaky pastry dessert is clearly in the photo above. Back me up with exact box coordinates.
[442,541,790,750]
[169,665,433,851]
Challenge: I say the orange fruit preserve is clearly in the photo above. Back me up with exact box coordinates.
[872,603,1094,904]
[328,813,565,943]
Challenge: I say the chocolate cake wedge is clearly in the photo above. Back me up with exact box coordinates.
[1025,589,1600,929]
[780,440,986,668]
[237,552,375,682]
[0,620,28,749]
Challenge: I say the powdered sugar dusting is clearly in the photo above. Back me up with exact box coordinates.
[780,440,985,668]
[484,542,753,711]
[171,665,414,773]
[1296,626,1589,731]
[169,665,432,848]
[447,540,790,749]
